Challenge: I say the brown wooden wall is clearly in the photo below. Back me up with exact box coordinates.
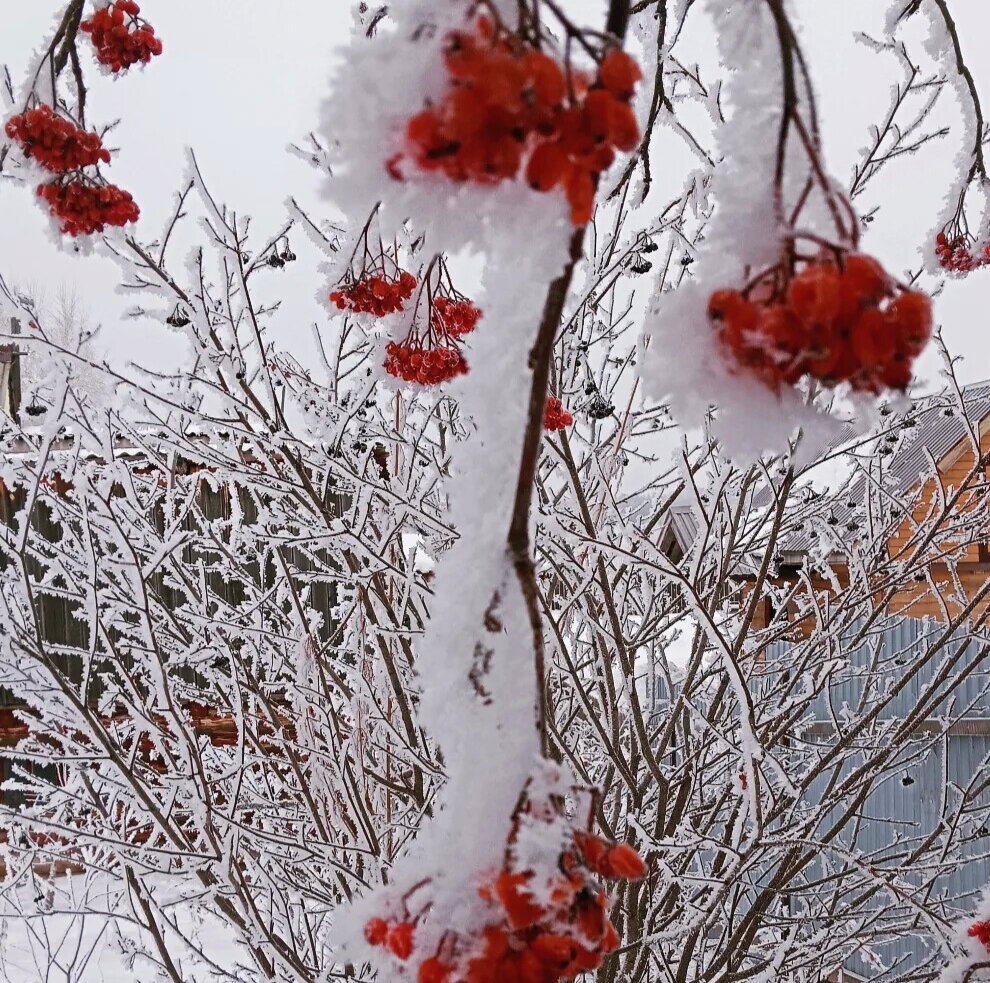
[750,417,990,633]
[886,419,990,621]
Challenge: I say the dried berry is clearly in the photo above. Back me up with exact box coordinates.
[588,396,614,420]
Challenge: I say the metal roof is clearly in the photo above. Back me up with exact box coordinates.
[777,381,990,556]
[885,382,990,497]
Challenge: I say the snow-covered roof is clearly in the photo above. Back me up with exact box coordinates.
[885,380,990,495]
[781,380,990,556]
[656,381,990,563]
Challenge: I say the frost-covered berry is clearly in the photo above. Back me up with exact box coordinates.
[710,252,931,395]
[544,397,573,431]
[81,1,163,73]
[390,18,642,226]
[5,105,111,171]
[330,271,417,316]
[37,178,140,236]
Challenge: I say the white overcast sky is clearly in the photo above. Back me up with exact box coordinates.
[1,1,989,394]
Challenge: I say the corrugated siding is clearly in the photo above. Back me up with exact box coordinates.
[767,617,990,722]
[767,617,990,978]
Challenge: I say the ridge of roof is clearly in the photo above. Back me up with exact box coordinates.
[666,380,990,559]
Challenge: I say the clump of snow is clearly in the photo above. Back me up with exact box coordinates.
[638,1,849,463]
[887,2,990,273]
[321,2,581,970]
[319,0,573,262]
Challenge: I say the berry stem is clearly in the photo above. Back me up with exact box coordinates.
[931,0,987,184]
[764,0,798,224]
[507,225,585,757]
[507,0,631,757]
[16,0,86,119]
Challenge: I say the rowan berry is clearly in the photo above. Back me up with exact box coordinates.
[564,165,595,225]
[37,179,139,236]
[837,253,892,315]
[368,783,643,983]
[599,49,643,102]
[525,141,568,192]
[604,843,648,880]
[493,871,543,929]
[543,397,573,431]
[391,18,641,225]
[387,921,415,960]
[607,99,640,152]
[432,297,482,338]
[887,290,933,356]
[383,342,469,386]
[711,252,929,394]
[935,231,990,274]
[849,307,893,369]
[364,917,389,946]
[330,272,416,316]
[5,106,111,171]
[418,956,452,983]
[969,920,990,950]
[787,265,841,328]
[81,1,163,72]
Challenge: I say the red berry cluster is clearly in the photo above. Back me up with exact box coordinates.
[81,1,163,73]
[935,231,990,275]
[432,297,481,338]
[330,271,417,315]
[709,253,932,394]
[969,920,990,951]
[524,51,642,224]
[37,179,139,236]
[5,22,148,236]
[363,825,646,983]
[391,18,641,225]
[384,342,469,386]
[4,105,110,171]
[543,397,573,431]
[364,918,415,960]
[383,271,481,387]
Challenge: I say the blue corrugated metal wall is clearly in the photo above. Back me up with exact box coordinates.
[766,617,990,978]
